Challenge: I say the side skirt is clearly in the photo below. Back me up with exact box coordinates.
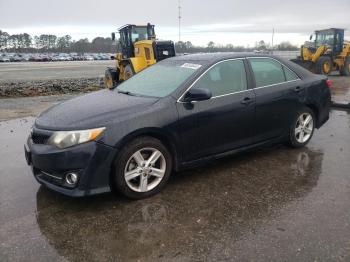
[177,136,287,171]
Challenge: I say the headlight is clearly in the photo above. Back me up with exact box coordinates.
[48,127,105,149]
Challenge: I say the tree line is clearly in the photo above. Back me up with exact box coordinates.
[175,40,299,53]
[0,30,299,54]
[0,30,115,53]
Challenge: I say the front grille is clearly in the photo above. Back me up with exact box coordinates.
[32,133,50,144]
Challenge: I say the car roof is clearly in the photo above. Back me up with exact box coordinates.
[164,52,315,79]
[169,52,280,62]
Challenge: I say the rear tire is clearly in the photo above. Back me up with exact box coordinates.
[288,107,315,148]
[112,137,172,200]
[123,64,134,80]
[316,56,332,75]
[340,57,350,76]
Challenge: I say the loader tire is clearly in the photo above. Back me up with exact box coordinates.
[104,68,118,89]
[340,57,350,76]
[123,64,134,80]
[316,56,332,75]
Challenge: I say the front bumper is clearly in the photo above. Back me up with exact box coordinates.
[25,137,117,197]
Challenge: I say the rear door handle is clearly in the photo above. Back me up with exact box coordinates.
[241,97,254,105]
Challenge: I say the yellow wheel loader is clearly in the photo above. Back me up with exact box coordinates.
[292,28,350,75]
[104,23,176,88]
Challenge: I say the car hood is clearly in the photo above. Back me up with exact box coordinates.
[35,89,159,130]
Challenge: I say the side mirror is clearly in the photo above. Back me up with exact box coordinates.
[111,32,116,41]
[183,88,212,103]
[309,35,313,41]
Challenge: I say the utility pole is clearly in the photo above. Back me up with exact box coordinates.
[178,0,182,42]
[271,28,275,54]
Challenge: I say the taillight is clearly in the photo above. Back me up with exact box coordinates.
[326,79,332,88]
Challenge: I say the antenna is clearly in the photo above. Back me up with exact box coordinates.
[178,0,182,42]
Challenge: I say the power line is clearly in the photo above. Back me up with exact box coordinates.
[272,28,275,53]
[178,0,182,42]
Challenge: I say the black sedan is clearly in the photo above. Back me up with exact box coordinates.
[25,53,331,199]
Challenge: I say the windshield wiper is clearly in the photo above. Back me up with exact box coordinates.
[117,90,136,96]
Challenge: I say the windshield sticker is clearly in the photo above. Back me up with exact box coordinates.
[181,63,202,70]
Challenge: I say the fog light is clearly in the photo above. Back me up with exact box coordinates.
[65,172,78,185]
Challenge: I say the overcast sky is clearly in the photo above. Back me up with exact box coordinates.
[1,0,349,46]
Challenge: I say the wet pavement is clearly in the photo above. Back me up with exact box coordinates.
[330,75,350,103]
[0,107,350,261]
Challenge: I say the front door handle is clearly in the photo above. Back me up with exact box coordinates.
[241,97,254,105]
[294,86,303,93]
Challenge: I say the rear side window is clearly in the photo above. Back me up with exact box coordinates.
[283,66,299,81]
[193,59,247,97]
[249,58,285,87]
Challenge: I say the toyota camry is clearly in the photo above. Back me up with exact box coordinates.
[25,53,331,199]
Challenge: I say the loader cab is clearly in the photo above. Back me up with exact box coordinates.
[314,28,344,54]
[105,23,176,88]
[117,24,155,59]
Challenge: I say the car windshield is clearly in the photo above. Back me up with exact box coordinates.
[117,62,201,97]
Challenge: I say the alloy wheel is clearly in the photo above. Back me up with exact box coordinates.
[124,148,166,193]
[295,113,314,143]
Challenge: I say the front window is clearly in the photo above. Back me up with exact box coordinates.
[316,33,334,47]
[117,62,200,97]
[192,59,247,97]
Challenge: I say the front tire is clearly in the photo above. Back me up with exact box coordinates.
[288,107,315,148]
[112,137,172,199]
[316,56,332,75]
[123,64,134,80]
[104,68,117,89]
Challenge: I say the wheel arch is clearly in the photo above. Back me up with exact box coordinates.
[112,127,180,173]
[305,103,320,127]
